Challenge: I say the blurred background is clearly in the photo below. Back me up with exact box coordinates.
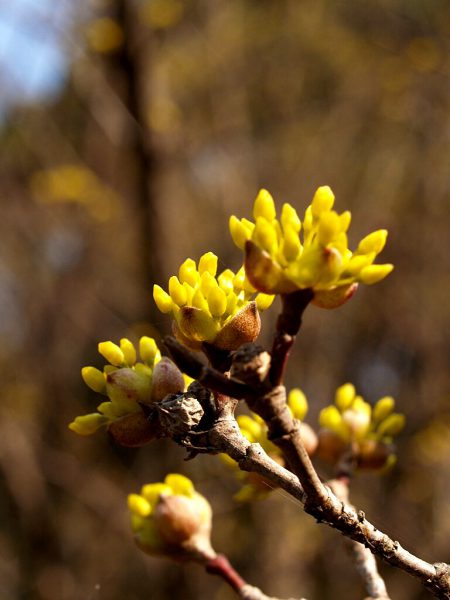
[1,0,450,598]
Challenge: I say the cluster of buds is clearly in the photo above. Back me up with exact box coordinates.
[318,383,405,470]
[153,252,274,351]
[223,389,318,501]
[69,337,185,446]
[230,187,393,308]
[128,474,215,562]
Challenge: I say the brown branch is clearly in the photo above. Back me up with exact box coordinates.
[164,336,254,399]
[328,478,390,600]
[205,554,306,600]
[269,289,313,386]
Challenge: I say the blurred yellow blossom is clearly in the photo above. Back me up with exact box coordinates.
[230,187,393,307]
[318,383,405,470]
[153,252,274,350]
[128,474,215,561]
[69,337,184,445]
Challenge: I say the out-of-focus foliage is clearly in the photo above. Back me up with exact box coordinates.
[1,1,449,599]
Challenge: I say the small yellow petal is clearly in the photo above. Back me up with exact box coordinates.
[373,396,395,423]
[198,252,218,277]
[128,493,152,517]
[335,383,355,411]
[98,341,125,367]
[281,203,301,233]
[139,336,159,365]
[253,217,278,254]
[255,292,274,311]
[179,258,199,286]
[317,211,341,246]
[288,388,308,421]
[253,189,276,221]
[120,338,137,366]
[153,285,173,313]
[357,230,388,255]
[164,473,195,497]
[359,264,394,285]
[207,286,227,317]
[81,366,106,393]
[311,186,335,218]
[169,275,188,306]
[68,413,108,435]
[377,414,405,437]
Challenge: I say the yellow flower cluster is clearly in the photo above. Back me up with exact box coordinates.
[68,337,184,439]
[128,474,214,560]
[230,187,393,307]
[318,383,405,469]
[153,251,274,350]
[223,389,316,501]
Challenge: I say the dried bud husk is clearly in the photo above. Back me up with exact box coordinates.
[213,301,261,350]
[151,357,185,402]
[317,429,348,464]
[312,283,358,309]
[108,411,161,447]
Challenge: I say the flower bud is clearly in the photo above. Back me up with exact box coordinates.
[129,475,216,562]
[81,366,106,393]
[253,189,276,221]
[120,338,137,366]
[288,388,308,421]
[213,301,261,350]
[311,186,335,217]
[357,439,393,470]
[335,383,356,411]
[108,411,161,447]
[377,413,405,437]
[299,422,318,456]
[359,264,394,285]
[98,341,125,366]
[150,357,185,402]
[106,367,152,406]
[317,429,347,464]
[312,283,358,309]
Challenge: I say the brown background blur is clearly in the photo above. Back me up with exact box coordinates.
[1,1,449,599]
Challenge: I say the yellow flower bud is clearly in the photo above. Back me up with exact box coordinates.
[288,388,308,421]
[141,483,173,504]
[229,216,251,250]
[377,413,405,437]
[69,413,108,435]
[153,285,173,313]
[373,396,395,423]
[120,338,137,366]
[169,276,188,306]
[165,473,195,497]
[311,186,335,217]
[339,211,352,232]
[198,252,218,277]
[253,189,276,221]
[335,383,355,411]
[357,230,388,255]
[253,217,278,254]
[317,211,341,246]
[128,494,152,517]
[255,293,275,311]
[81,366,106,393]
[359,264,394,285]
[207,286,227,317]
[281,202,301,233]
[179,258,199,287]
[98,341,125,367]
[237,415,263,442]
[139,336,159,365]
[282,225,301,261]
[319,405,343,433]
